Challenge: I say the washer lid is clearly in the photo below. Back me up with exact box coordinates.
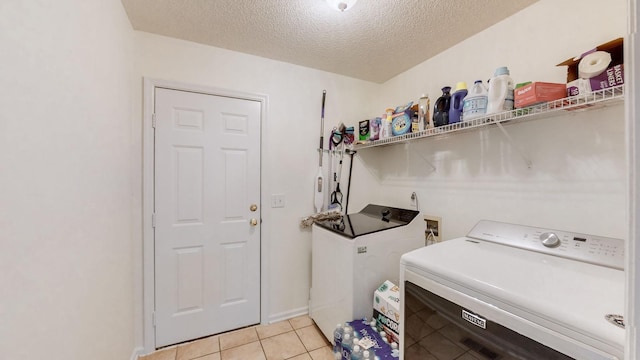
[401,237,625,354]
[314,204,418,239]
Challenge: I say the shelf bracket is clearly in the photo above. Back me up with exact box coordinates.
[408,143,437,172]
[494,122,533,169]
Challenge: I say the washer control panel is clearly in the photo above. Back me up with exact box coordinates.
[467,220,624,270]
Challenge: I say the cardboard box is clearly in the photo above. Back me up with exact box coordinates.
[373,309,400,345]
[566,64,625,97]
[514,82,566,108]
[557,38,623,83]
[557,38,624,96]
[373,281,400,322]
[566,78,592,97]
[373,280,400,343]
[589,64,624,91]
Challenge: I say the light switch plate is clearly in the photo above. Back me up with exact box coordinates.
[271,194,285,208]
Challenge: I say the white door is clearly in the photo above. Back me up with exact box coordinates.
[154,88,261,347]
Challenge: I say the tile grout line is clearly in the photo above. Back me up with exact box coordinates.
[286,319,306,360]
[257,334,269,360]
[291,324,314,359]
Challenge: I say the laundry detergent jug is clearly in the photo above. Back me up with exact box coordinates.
[462,80,488,120]
[486,67,514,115]
[448,82,467,124]
[433,86,451,127]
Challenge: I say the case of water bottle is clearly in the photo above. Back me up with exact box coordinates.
[334,318,398,360]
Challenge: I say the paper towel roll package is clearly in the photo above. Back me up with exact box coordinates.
[589,64,624,91]
[578,51,612,79]
[558,38,624,96]
[567,64,624,96]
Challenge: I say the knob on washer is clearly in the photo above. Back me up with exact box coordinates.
[540,232,560,248]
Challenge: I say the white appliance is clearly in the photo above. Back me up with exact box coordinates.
[310,204,424,343]
[400,220,625,360]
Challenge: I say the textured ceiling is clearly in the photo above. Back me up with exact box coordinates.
[121,0,539,83]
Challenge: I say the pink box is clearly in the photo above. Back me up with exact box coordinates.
[514,82,566,108]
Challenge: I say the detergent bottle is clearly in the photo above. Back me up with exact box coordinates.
[462,80,488,120]
[432,86,451,127]
[448,82,467,123]
[486,66,514,115]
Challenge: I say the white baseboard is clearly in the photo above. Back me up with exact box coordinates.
[130,346,144,360]
[267,306,309,324]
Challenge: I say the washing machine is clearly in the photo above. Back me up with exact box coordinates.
[400,220,625,360]
[310,204,424,343]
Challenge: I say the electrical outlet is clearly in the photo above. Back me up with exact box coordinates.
[424,215,442,245]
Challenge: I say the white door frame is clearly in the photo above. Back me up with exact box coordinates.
[627,1,639,359]
[142,78,270,352]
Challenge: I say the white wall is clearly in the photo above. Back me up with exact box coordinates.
[0,1,135,359]
[132,0,628,352]
[132,32,380,342]
[355,0,628,240]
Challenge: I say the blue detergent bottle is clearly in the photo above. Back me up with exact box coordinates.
[449,82,468,123]
[433,86,452,127]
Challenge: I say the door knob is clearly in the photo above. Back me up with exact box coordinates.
[250,218,258,226]
[250,204,258,212]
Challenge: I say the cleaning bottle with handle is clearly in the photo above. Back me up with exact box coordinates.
[463,80,488,120]
[433,86,451,127]
[486,66,514,115]
[449,82,467,123]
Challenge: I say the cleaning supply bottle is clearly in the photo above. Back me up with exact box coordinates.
[486,66,514,115]
[369,117,381,141]
[418,94,431,130]
[463,80,488,120]
[433,86,451,127]
[448,82,467,123]
[380,108,393,139]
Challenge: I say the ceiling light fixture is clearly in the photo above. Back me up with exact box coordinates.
[325,0,358,12]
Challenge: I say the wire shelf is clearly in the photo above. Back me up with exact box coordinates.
[352,85,624,150]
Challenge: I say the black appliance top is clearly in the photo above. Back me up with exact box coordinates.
[314,204,419,239]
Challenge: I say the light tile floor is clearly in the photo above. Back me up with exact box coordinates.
[139,315,334,360]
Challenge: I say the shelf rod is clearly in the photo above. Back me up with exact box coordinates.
[318,148,351,155]
[494,121,533,169]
